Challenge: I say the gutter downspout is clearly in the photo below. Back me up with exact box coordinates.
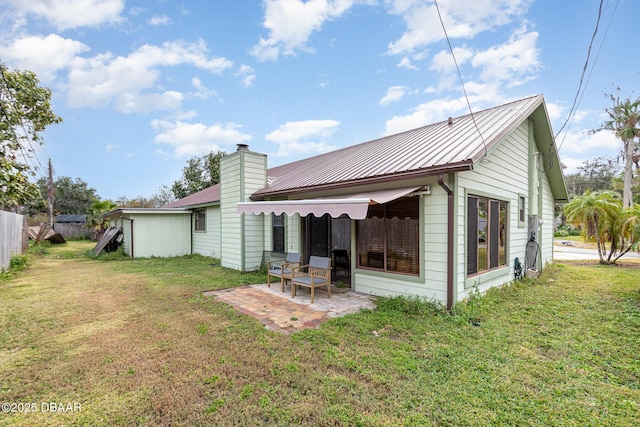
[437,174,454,312]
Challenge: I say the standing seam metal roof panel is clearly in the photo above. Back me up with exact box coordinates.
[254,95,544,197]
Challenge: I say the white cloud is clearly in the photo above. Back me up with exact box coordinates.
[382,88,508,135]
[236,64,256,88]
[556,129,619,156]
[386,0,530,55]
[471,28,540,86]
[544,101,565,124]
[379,86,408,106]
[149,14,170,26]
[115,91,183,113]
[65,40,234,112]
[1,34,89,83]
[191,77,218,99]
[384,97,469,135]
[251,0,354,61]
[266,119,340,156]
[4,0,125,30]
[430,46,473,74]
[151,120,252,157]
[397,56,419,70]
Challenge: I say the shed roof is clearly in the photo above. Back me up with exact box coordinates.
[54,214,86,223]
[254,94,567,201]
[102,208,190,219]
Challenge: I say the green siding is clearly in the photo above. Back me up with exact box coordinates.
[115,213,191,258]
[192,206,221,258]
[457,119,556,301]
[220,149,266,271]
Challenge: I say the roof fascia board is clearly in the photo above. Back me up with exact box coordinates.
[252,161,473,200]
[530,103,569,202]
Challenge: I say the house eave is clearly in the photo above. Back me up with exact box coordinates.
[251,161,473,200]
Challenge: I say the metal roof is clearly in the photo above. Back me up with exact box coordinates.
[54,214,86,223]
[164,94,568,206]
[102,208,191,219]
[253,94,567,201]
[162,183,221,208]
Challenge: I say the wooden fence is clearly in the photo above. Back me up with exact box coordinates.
[0,210,28,270]
[54,223,91,239]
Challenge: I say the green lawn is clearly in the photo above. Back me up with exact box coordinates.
[1,241,639,426]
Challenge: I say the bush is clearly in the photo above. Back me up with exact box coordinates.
[9,253,29,271]
[376,294,447,317]
[556,224,580,237]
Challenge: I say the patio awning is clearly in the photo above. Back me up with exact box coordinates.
[236,186,421,220]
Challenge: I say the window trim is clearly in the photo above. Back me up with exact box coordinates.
[466,192,509,280]
[355,196,421,277]
[272,213,285,253]
[194,209,206,232]
[518,194,526,228]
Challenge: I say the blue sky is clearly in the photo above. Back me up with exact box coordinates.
[0,0,636,201]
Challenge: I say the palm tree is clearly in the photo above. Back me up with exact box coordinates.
[87,199,117,240]
[603,91,640,208]
[564,191,621,263]
[611,204,640,262]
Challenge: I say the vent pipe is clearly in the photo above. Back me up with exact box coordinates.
[236,143,249,152]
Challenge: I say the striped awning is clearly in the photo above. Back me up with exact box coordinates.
[236,186,421,220]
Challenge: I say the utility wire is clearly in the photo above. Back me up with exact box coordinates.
[558,0,618,151]
[555,0,605,145]
[433,0,488,159]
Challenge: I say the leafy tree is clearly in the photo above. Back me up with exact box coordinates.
[564,156,619,199]
[35,176,98,214]
[115,193,170,208]
[596,90,640,208]
[151,184,175,206]
[564,190,639,263]
[171,151,225,199]
[0,64,62,210]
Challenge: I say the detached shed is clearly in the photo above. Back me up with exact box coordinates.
[102,209,192,258]
[54,214,90,239]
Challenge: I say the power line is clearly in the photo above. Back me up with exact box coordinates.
[558,0,618,152]
[555,0,608,148]
[433,0,488,159]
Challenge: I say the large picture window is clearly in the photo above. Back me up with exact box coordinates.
[194,209,206,231]
[356,197,419,275]
[467,195,507,276]
[272,213,285,253]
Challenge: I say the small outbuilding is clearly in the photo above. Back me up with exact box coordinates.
[102,209,192,258]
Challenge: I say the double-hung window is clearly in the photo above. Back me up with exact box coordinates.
[467,195,507,276]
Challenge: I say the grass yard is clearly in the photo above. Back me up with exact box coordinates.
[1,241,639,426]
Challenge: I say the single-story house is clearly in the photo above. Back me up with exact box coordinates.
[103,94,568,309]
